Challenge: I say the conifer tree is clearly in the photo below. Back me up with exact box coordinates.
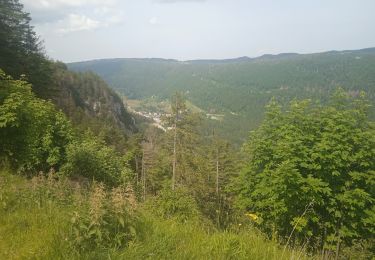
[0,0,53,98]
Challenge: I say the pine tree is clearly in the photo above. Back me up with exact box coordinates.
[0,0,53,98]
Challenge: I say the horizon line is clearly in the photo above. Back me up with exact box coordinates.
[64,46,375,64]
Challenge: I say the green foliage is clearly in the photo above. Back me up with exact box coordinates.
[0,0,53,98]
[70,182,138,251]
[2,2,374,257]
[0,169,308,259]
[0,170,75,259]
[205,137,241,228]
[341,238,375,259]
[0,170,138,258]
[118,212,306,260]
[52,63,135,134]
[151,187,201,222]
[69,48,375,144]
[0,70,72,173]
[136,95,240,227]
[136,127,171,197]
[61,132,134,186]
[235,89,375,254]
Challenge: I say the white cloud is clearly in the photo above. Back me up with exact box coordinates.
[149,17,159,25]
[106,14,123,25]
[22,0,117,10]
[21,0,124,35]
[94,6,112,15]
[36,11,123,36]
[57,14,100,33]
[153,0,206,3]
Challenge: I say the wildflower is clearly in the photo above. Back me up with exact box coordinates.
[245,212,258,221]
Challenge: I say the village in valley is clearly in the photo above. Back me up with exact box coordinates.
[123,96,225,132]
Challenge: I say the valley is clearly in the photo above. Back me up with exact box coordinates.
[124,97,225,132]
[1,1,374,259]
[69,48,375,144]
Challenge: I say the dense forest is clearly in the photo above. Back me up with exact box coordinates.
[0,0,374,259]
[69,49,375,144]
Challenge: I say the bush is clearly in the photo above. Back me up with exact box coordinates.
[235,90,375,254]
[61,132,133,186]
[0,70,72,174]
[151,187,201,222]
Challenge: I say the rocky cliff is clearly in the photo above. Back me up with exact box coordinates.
[51,62,136,133]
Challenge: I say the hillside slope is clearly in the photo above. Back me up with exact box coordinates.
[69,48,375,143]
[52,63,136,133]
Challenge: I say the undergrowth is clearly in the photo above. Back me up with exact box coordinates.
[0,169,312,259]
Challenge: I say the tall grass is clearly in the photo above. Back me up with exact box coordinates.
[0,170,311,259]
[116,212,310,260]
[0,170,73,259]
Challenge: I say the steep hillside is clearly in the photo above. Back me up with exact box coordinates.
[52,62,136,133]
[0,0,135,136]
[69,48,375,143]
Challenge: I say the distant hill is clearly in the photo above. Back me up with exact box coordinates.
[185,56,253,64]
[68,48,375,144]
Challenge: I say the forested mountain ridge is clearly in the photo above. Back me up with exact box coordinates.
[68,47,375,101]
[69,47,375,143]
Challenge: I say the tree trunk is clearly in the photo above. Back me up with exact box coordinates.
[135,156,139,185]
[172,96,178,190]
[142,149,146,201]
[335,230,341,260]
[172,123,177,190]
[321,226,326,260]
[216,147,219,195]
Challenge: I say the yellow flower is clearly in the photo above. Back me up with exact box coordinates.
[245,213,258,221]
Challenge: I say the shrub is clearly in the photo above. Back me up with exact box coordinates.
[0,70,72,174]
[235,90,375,255]
[61,132,133,186]
[152,187,201,222]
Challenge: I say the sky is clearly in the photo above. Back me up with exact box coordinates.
[21,0,375,63]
